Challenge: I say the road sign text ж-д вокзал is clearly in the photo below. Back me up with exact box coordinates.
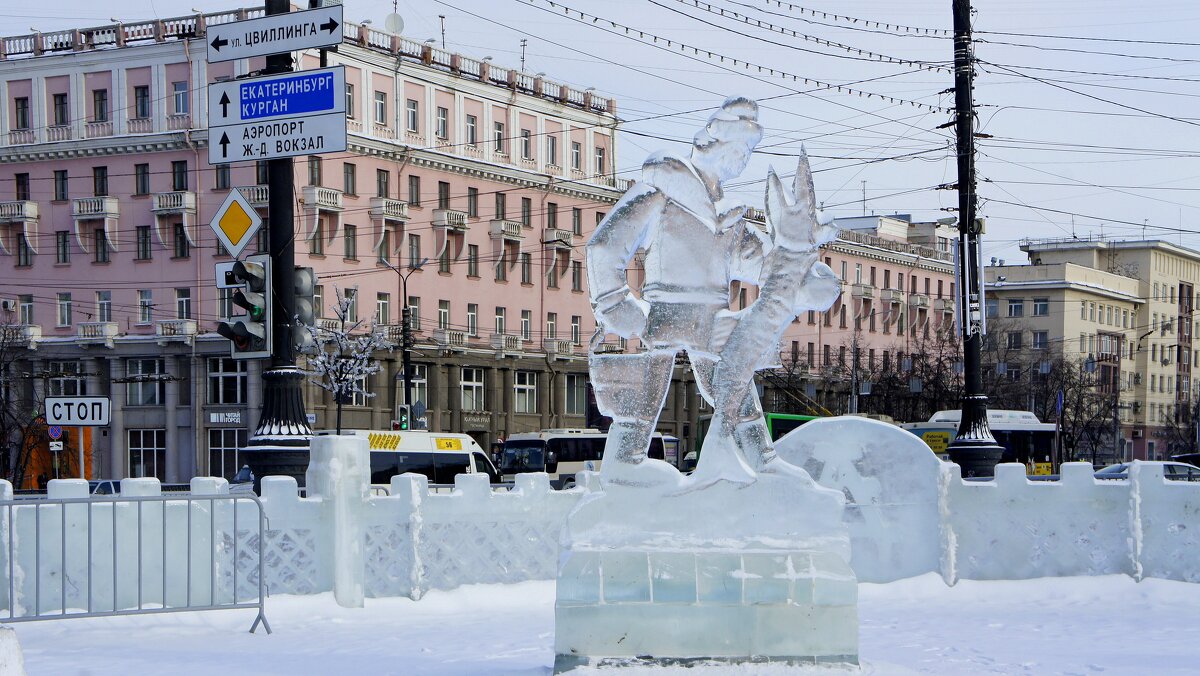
[207,66,347,165]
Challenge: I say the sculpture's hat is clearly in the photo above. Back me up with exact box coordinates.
[702,96,763,146]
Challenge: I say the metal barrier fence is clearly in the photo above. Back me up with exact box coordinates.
[0,493,270,633]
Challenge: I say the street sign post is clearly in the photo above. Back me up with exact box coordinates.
[46,397,110,426]
[207,66,347,165]
[209,189,264,259]
[207,4,343,63]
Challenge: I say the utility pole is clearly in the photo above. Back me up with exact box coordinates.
[946,0,1003,477]
[382,258,425,426]
[243,0,313,469]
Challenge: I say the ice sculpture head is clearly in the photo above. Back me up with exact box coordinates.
[765,149,840,253]
[692,96,763,182]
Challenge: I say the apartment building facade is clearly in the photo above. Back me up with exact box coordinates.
[0,9,628,485]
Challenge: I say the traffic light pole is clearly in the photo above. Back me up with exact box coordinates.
[246,0,312,453]
[946,0,1003,477]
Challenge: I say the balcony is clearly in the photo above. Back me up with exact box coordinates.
[155,319,197,344]
[236,185,270,208]
[433,327,467,351]
[542,338,575,358]
[166,114,191,131]
[72,196,120,220]
[369,197,409,222]
[8,130,35,145]
[151,191,197,215]
[489,220,523,241]
[909,293,930,309]
[490,333,522,355]
[879,289,904,304]
[432,209,468,232]
[934,298,955,313]
[0,324,41,348]
[850,283,875,299]
[593,342,625,354]
[302,186,343,212]
[128,118,153,134]
[47,126,72,142]
[76,321,118,348]
[317,318,342,332]
[542,228,574,249]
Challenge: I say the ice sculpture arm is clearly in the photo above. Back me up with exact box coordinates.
[586,182,665,339]
[765,150,839,253]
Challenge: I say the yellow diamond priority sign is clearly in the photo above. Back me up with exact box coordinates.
[210,189,263,258]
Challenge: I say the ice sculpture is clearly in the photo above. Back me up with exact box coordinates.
[555,97,858,670]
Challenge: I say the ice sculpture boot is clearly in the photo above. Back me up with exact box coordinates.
[601,456,682,490]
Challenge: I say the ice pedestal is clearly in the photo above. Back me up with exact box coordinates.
[553,472,858,670]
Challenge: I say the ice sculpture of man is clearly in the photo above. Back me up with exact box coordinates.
[587,96,774,487]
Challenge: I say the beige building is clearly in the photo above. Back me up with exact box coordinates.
[990,237,1200,461]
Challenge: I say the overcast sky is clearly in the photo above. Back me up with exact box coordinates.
[15,0,1200,262]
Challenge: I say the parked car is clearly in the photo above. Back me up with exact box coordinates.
[88,480,121,495]
[1094,461,1200,482]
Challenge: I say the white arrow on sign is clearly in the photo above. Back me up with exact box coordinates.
[208,112,347,165]
[207,5,343,63]
[208,67,345,126]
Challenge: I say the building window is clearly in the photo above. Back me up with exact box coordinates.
[47,361,87,397]
[520,129,532,159]
[521,197,532,226]
[515,371,538,413]
[345,83,355,118]
[1030,298,1048,317]
[53,170,68,201]
[595,146,606,175]
[173,223,190,258]
[206,358,247,405]
[467,244,479,277]
[53,93,68,126]
[13,97,30,129]
[547,135,558,165]
[467,303,478,336]
[495,307,506,335]
[128,429,167,481]
[93,167,108,197]
[15,234,32,267]
[14,173,29,201]
[495,248,508,282]
[461,367,485,412]
[96,291,112,322]
[571,315,581,344]
[521,310,532,340]
[133,86,150,119]
[408,175,421,206]
[376,169,390,198]
[126,359,165,406]
[378,228,392,264]
[175,288,192,319]
[376,292,391,325]
[495,192,507,220]
[137,290,153,324]
[408,234,422,267]
[343,163,356,195]
[1033,331,1048,350]
[400,363,428,407]
[215,164,231,190]
[520,253,532,285]
[374,91,387,124]
[1006,331,1023,349]
[18,295,33,325]
[407,296,421,331]
[466,115,478,146]
[256,161,269,185]
[467,187,479,217]
[94,229,110,263]
[405,99,419,132]
[571,141,581,170]
[168,160,188,191]
[93,89,108,122]
[546,202,558,229]
[436,106,449,139]
[494,121,505,153]
[439,248,451,273]
[208,429,248,481]
[566,374,587,415]
[985,298,999,319]
[128,163,149,195]
[136,226,152,260]
[313,285,324,319]
[546,312,558,340]
[344,288,358,322]
[572,208,582,235]
[438,181,451,210]
[172,81,189,115]
[438,300,450,330]
[344,224,358,260]
[307,156,322,186]
[571,261,583,291]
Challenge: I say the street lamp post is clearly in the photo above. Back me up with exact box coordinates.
[382,257,426,423]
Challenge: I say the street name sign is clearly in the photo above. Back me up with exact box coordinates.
[209,189,264,258]
[207,66,347,164]
[207,5,343,63]
[46,397,110,426]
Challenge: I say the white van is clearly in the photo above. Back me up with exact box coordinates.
[500,429,677,489]
[315,430,502,485]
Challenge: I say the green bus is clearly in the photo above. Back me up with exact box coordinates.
[764,412,821,440]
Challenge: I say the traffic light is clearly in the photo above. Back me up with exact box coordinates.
[216,254,272,359]
[394,404,410,431]
[293,266,318,351]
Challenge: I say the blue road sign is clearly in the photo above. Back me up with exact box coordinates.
[48,425,62,440]
[208,66,345,126]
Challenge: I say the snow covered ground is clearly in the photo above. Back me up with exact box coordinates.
[11,574,1200,675]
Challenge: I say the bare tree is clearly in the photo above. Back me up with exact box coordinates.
[300,287,393,434]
